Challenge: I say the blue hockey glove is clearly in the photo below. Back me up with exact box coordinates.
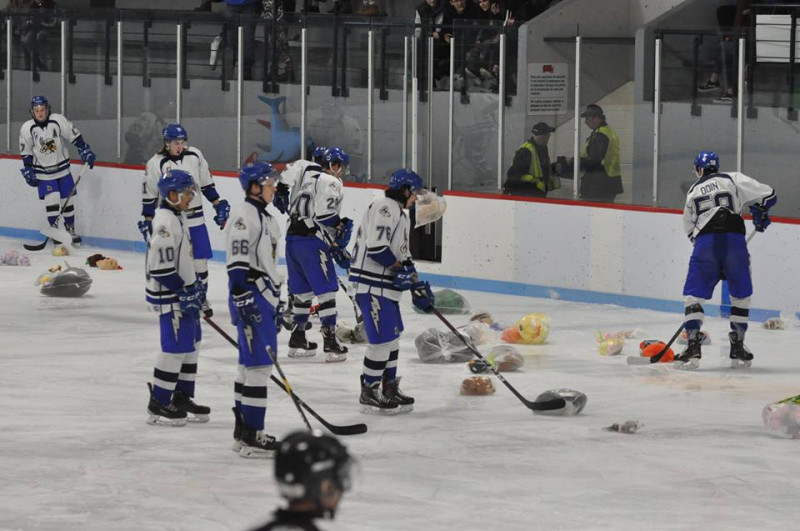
[331,246,352,270]
[334,217,354,248]
[749,205,771,233]
[273,182,290,214]
[176,284,202,320]
[137,219,152,242]
[78,146,96,169]
[392,263,418,291]
[411,281,435,313]
[232,290,262,325]
[21,166,38,187]
[213,199,230,228]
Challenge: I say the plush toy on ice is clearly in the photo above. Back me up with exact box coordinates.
[501,313,550,344]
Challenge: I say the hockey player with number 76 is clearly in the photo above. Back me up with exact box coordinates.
[676,150,777,370]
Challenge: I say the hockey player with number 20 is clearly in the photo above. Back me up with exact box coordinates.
[145,170,210,426]
[19,95,96,245]
[140,123,230,317]
[226,162,283,458]
[677,151,777,370]
[349,169,435,414]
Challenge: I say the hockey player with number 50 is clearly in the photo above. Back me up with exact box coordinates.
[140,123,230,317]
[145,170,211,426]
[677,151,777,370]
[226,162,283,458]
[19,95,96,245]
[349,169,436,414]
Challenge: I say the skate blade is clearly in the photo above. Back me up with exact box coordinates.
[238,446,276,459]
[359,404,401,416]
[731,359,752,369]
[673,359,700,371]
[186,413,210,423]
[231,440,243,453]
[288,348,317,358]
[146,414,187,427]
[396,404,414,413]
[325,353,347,363]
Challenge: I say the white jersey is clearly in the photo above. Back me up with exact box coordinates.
[19,113,82,181]
[684,171,776,241]
[287,169,344,244]
[145,206,196,306]
[143,147,215,228]
[349,196,411,302]
[225,199,284,307]
[279,159,322,197]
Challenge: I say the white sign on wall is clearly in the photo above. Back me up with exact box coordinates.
[527,62,569,115]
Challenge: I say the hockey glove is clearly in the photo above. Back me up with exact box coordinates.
[78,146,96,169]
[749,205,771,233]
[273,182,290,214]
[334,217,354,248]
[392,262,418,291]
[411,281,435,313]
[213,199,230,228]
[137,219,152,242]
[21,166,38,187]
[176,285,203,320]
[331,246,352,270]
[232,290,262,325]
[273,300,285,332]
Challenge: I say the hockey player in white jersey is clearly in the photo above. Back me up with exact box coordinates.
[349,169,435,413]
[19,95,96,245]
[226,162,283,457]
[677,151,777,370]
[139,123,230,317]
[145,169,210,426]
[284,147,353,361]
[273,145,327,214]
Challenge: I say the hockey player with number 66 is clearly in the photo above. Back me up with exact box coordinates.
[677,151,777,370]
[349,169,435,414]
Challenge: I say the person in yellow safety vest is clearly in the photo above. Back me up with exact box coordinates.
[503,121,561,198]
[575,104,622,203]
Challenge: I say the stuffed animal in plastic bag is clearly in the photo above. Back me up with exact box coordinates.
[502,313,550,345]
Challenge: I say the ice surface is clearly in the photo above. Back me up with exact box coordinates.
[1,236,800,531]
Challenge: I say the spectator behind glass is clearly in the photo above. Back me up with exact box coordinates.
[439,0,480,85]
[697,1,750,102]
[504,122,561,198]
[415,0,447,85]
[465,0,505,85]
[14,0,58,72]
[224,0,260,81]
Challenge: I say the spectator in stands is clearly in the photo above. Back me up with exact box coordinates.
[439,0,481,85]
[224,0,260,80]
[698,1,751,102]
[499,0,552,24]
[504,121,561,197]
[15,0,58,72]
[465,0,505,86]
[415,0,448,86]
[566,104,622,203]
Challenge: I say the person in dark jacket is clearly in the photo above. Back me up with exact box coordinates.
[504,122,561,197]
[574,104,622,203]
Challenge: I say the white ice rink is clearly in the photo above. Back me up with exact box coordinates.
[1,235,799,531]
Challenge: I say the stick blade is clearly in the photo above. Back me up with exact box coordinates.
[626,356,655,366]
[323,422,368,436]
[528,397,567,412]
[23,239,48,251]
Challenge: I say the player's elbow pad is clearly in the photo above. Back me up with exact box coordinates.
[72,136,89,150]
[141,201,156,218]
[368,247,397,268]
[22,155,33,167]
[317,214,340,228]
[201,184,220,203]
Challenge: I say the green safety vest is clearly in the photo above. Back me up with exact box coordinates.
[519,141,561,193]
[581,125,621,178]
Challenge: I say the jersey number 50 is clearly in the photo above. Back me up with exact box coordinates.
[693,192,733,215]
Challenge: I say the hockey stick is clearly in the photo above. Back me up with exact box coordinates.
[626,322,685,365]
[419,298,567,412]
[266,345,313,432]
[24,164,89,251]
[337,276,363,324]
[203,316,368,436]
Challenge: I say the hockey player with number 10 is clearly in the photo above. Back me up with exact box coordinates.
[349,169,435,414]
[677,151,777,370]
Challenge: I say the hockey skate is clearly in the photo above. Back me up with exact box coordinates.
[382,377,414,412]
[674,332,704,370]
[359,376,400,415]
[729,331,753,369]
[65,224,81,246]
[172,391,211,423]
[146,384,187,427]
[231,407,243,453]
[322,326,347,363]
[288,324,317,358]
[238,425,279,458]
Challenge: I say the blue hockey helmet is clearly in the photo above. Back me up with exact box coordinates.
[275,430,352,506]
[157,169,196,198]
[30,95,50,120]
[312,145,327,164]
[388,168,424,192]
[239,161,275,190]
[323,147,350,167]
[694,150,719,172]
[162,123,188,142]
